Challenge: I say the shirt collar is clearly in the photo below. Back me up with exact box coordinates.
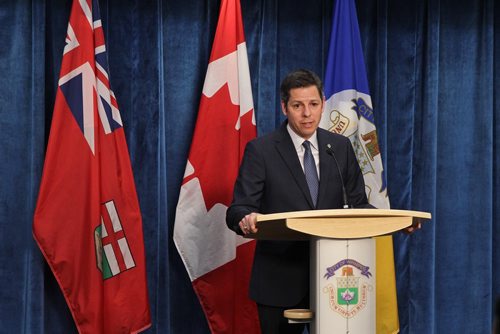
[286,123,319,151]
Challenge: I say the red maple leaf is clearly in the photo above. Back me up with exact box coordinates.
[185,83,255,211]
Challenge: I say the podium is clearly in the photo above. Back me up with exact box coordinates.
[248,208,431,334]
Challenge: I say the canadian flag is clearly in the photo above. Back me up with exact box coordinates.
[173,0,260,333]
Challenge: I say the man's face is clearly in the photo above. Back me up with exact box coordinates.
[281,85,324,140]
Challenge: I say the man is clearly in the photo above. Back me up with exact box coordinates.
[226,69,371,333]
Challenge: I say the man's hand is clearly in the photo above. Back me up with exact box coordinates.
[404,222,422,234]
[239,212,258,235]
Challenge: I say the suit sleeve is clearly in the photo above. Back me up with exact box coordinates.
[344,138,374,208]
[226,140,266,234]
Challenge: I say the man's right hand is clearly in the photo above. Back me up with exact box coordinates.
[238,212,258,235]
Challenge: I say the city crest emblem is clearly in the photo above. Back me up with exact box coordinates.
[337,267,359,306]
[323,259,373,318]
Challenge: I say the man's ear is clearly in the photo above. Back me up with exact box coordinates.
[280,101,287,116]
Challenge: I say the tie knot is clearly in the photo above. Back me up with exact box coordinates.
[302,140,311,150]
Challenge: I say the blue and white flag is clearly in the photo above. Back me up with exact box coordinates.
[321,0,389,209]
[321,1,398,333]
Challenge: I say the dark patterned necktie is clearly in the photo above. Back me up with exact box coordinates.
[303,140,319,207]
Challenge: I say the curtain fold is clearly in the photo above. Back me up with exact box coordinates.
[494,0,500,317]
[0,0,499,333]
[403,1,440,332]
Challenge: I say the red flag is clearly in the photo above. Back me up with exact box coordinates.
[173,0,260,332]
[33,1,151,333]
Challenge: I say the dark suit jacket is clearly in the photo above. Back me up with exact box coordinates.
[226,122,370,307]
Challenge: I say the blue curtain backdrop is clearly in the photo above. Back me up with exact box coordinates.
[0,0,499,333]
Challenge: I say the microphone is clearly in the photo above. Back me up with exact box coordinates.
[326,144,350,209]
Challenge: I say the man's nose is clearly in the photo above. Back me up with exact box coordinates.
[303,105,312,116]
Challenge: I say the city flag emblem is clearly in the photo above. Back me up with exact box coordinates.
[94,200,136,279]
[323,89,388,202]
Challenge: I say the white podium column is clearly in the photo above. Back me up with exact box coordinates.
[310,238,376,334]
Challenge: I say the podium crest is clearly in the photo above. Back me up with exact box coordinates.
[323,261,373,318]
[337,267,359,305]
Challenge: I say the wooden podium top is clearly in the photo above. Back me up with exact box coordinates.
[248,208,431,240]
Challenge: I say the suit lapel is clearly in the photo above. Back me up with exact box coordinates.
[274,125,315,208]
[317,129,333,209]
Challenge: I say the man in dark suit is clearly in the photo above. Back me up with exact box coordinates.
[226,69,370,334]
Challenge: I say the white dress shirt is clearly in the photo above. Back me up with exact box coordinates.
[286,124,320,180]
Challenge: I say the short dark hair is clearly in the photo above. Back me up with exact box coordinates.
[280,69,324,105]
